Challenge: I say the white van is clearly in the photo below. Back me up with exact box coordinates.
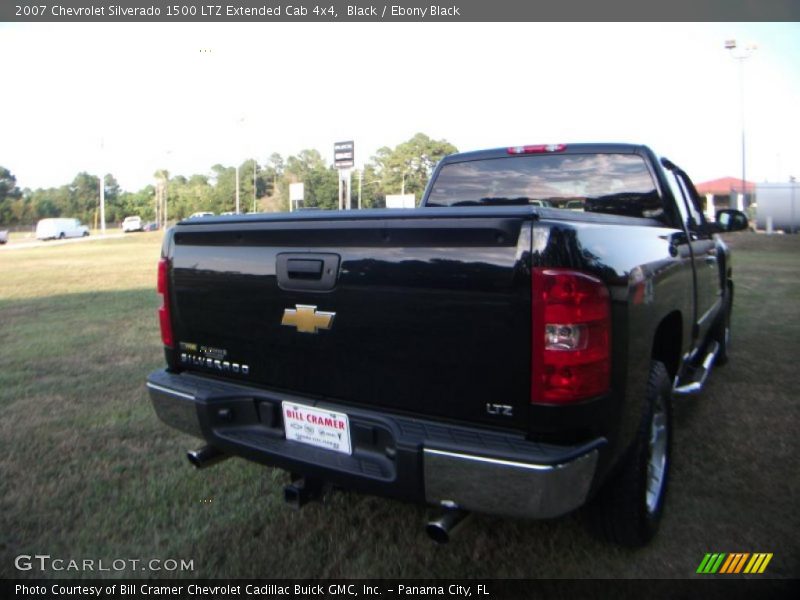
[35,218,90,240]
[122,216,143,233]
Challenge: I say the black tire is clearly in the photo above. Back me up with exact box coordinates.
[711,284,732,366]
[585,361,672,547]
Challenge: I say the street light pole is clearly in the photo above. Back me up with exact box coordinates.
[725,39,756,210]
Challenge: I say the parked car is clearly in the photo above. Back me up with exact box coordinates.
[122,216,143,233]
[0,230,8,244]
[565,200,585,211]
[35,218,89,240]
[188,212,214,219]
[143,222,159,232]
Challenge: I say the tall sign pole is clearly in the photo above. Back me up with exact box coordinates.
[334,141,355,210]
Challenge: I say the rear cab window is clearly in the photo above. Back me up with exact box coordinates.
[426,153,665,221]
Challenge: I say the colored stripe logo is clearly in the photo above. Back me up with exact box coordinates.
[697,553,773,574]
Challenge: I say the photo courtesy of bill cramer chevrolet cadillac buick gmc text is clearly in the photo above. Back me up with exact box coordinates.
[147,143,748,546]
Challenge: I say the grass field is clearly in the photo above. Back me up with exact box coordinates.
[0,231,798,579]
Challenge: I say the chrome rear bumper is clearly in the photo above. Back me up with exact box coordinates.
[147,370,603,520]
[424,447,598,519]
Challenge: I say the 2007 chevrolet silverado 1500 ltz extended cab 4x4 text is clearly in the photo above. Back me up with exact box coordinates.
[147,143,748,546]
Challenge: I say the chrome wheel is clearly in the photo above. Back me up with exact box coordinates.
[646,391,668,514]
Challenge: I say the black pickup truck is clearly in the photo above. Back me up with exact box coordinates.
[147,143,748,546]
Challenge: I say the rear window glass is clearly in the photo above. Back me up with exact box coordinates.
[427,153,662,219]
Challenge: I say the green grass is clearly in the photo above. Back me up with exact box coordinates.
[0,232,798,579]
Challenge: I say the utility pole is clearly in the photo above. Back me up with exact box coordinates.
[235,116,245,214]
[99,175,105,234]
[235,164,240,214]
[99,138,106,235]
[156,150,172,229]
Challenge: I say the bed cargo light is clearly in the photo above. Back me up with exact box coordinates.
[531,268,610,404]
[157,257,174,348]
[507,144,567,154]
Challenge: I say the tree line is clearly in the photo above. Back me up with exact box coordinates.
[0,133,457,227]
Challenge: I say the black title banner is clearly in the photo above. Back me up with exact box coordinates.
[4,0,800,22]
[3,579,799,600]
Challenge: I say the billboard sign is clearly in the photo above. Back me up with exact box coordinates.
[289,182,304,201]
[334,141,354,169]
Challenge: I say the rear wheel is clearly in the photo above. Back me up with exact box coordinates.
[585,361,672,547]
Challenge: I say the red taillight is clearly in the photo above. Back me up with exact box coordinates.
[157,257,174,348]
[507,144,567,155]
[531,268,610,404]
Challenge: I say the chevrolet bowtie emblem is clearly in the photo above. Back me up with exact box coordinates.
[281,304,335,334]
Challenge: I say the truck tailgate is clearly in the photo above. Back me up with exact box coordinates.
[168,211,533,431]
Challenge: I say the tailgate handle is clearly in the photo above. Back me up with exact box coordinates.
[277,253,340,291]
[287,259,324,279]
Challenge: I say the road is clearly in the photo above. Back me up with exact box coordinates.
[0,232,127,251]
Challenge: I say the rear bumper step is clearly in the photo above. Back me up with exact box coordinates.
[147,369,605,520]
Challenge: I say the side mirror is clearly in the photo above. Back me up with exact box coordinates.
[714,209,749,232]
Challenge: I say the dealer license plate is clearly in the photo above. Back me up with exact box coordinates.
[282,402,352,455]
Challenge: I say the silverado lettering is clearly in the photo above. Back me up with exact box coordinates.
[148,143,748,546]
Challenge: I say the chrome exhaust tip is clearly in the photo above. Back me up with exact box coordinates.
[426,509,469,544]
[187,445,229,469]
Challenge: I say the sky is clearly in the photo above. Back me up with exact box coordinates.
[1,21,799,192]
